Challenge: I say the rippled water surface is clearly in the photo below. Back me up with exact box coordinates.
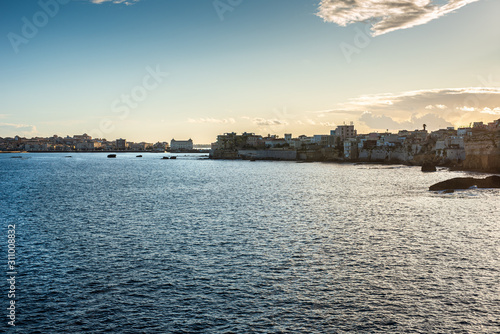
[1,153,499,333]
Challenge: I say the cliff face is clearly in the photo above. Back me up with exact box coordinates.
[209,150,240,159]
[463,131,500,172]
[358,147,414,163]
[239,149,297,160]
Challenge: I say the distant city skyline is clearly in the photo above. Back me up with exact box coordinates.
[1,0,500,143]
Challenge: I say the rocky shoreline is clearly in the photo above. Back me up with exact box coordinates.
[210,150,499,174]
[429,175,500,191]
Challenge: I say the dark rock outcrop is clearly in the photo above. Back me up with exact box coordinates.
[421,162,437,172]
[429,175,500,191]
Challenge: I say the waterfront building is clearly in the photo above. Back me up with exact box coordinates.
[312,135,335,147]
[76,141,99,151]
[343,138,359,160]
[245,134,263,148]
[288,139,302,149]
[487,120,499,130]
[73,133,92,141]
[380,134,401,146]
[294,135,312,147]
[171,139,193,151]
[335,124,357,141]
[473,122,486,129]
[153,142,167,152]
[430,128,457,140]
[128,142,151,151]
[264,138,287,148]
[457,127,472,136]
[116,138,127,150]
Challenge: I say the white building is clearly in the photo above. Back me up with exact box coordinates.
[312,135,335,147]
[171,139,193,151]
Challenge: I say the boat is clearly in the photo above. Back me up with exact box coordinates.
[136,155,142,158]
[162,156,169,159]
[170,156,177,159]
[107,154,116,158]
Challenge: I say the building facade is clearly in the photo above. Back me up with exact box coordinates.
[171,139,193,151]
[335,124,357,141]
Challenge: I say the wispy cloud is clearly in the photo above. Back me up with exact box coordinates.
[425,104,448,110]
[322,87,500,130]
[0,123,37,136]
[477,107,500,115]
[89,0,139,5]
[360,111,453,130]
[252,118,288,126]
[188,118,236,124]
[332,87,500,113]
[316,0,480,36]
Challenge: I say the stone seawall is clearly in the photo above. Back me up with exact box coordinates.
[238,149,297,160]
[358,148,413,162]
[463,132,500,172]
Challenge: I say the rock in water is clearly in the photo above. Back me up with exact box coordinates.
[421,162,437,172]
[429,175,500,191]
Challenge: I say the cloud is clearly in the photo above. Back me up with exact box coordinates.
[316,0,480,36]
[480,107,500,115]
[252,118,288,126]
[425,104,448,109]
[360,111,453,131]
[457,106,475,112]
[188,118,236,124]
[0,123,37,136]
[335,87,500,113]
[324,87,500,131]
[89,0,139,5]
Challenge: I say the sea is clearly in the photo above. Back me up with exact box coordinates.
[0,152,499,333]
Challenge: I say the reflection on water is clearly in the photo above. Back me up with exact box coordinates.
[1,153,499,333]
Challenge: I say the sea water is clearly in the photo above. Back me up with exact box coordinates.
[0,153,498,333]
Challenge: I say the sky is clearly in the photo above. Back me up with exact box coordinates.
[1,0,500,143]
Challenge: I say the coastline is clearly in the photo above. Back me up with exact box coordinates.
[0,149,210,154]
[2,150,498,174]
[209,151,500,174]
